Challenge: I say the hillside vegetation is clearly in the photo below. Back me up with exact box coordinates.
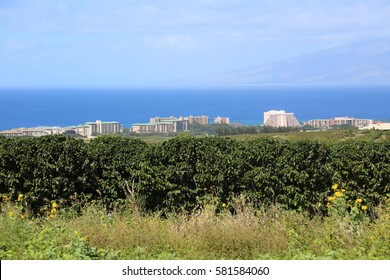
[0,134,389,259]
[1,134,389,214]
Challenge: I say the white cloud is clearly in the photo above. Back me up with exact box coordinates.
[1,0,390,87]
[1,0,389,41]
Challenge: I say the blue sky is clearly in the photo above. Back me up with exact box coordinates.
[1,0,389,88]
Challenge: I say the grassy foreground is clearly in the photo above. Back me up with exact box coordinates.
[1,197,390,260]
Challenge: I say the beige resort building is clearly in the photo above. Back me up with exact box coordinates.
[303,117,374,129]
[185,115,209,125]
[214,116,230,124]
[131,115,211,133]
[263,110,301,128]
[131,116,189,133]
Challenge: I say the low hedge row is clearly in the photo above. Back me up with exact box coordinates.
[0,135,389,214]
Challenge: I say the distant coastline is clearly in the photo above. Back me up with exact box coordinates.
[0,85,389,131]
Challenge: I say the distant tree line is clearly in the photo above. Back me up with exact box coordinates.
[188,123,300,136]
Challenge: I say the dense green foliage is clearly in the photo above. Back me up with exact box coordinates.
[0,135,389,215]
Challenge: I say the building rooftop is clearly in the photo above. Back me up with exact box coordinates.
[265,110,287,114]
[133,121,176,126]
[84,121,120,125]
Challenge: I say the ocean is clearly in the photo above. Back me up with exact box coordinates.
[0,85,389,131]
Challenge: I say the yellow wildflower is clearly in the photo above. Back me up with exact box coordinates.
[326,202,331,207]
[328,196,335,201]
[52,201,57,208]
[18,194,23,202]
[8,211,14,217]
[2,195,8,202]
[222,203,227,208]
[49,214,55,219]
[355,198,363,204]
[362,205,368,211]
[332,184,339,190]
[341,189,346,193]
[335,191,343,197]
[50,208,57,215]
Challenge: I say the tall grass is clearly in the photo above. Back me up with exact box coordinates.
[1,197,389,260]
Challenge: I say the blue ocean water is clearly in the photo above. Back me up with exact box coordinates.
[0,85,389,131]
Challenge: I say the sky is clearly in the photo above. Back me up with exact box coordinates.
[1,0,390,88]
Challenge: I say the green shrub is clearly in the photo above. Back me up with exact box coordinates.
[1,135,389,215]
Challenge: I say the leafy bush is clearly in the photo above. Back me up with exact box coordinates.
[0,136,94,214]
[1,135,389,215]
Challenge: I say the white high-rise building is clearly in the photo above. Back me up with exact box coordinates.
[75,120,122,137]
[264,110,301,128]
